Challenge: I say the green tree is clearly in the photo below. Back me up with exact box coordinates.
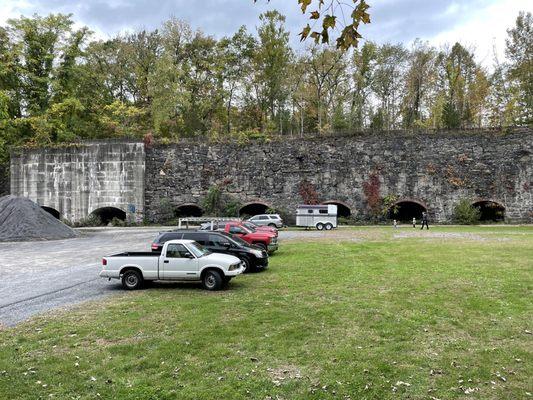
[505,11,533,124]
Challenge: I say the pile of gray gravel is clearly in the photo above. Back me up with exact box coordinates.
[0,195,78,242]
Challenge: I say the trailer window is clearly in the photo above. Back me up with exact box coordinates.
[307,209,314,214]
[319,209,328,214]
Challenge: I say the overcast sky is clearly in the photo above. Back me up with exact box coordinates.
[1,0,531,66]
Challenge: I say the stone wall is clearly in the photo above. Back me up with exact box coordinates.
[0,162,9,197]
[10,142,145,223]
[145,128,533,223]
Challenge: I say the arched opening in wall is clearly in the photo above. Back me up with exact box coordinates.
[175,204,204,218]
[322,201,352,218]
[472,201,505,222]
[90,207,126,225]
[389,200,427,222]
[239,202,270,218]
[41,206,60,219]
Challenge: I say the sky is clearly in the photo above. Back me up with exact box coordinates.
[0,0,531,67]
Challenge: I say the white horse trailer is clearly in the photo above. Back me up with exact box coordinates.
[296,204,338,230]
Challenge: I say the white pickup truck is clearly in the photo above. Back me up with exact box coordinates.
[100,239,245,291]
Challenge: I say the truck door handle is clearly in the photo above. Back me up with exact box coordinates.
[163,260,169,263]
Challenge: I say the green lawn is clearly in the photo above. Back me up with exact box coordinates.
[1,226,532,399]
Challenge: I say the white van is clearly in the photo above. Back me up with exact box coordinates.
[296,204,338,230]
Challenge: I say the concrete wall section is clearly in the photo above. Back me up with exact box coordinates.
[10,142,145,223]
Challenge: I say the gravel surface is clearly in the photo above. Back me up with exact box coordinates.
[0,227,166,326]
[0,195,77,242]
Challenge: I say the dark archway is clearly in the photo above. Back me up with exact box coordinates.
[389,200,427,222]
[239,202,270,217]
[175,203,204,218]
[472,200,505,222]
[90,207,126,225]
[41,206,60,219]
[322,201,351,218]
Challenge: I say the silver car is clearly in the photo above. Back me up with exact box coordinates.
[247,214,283,228]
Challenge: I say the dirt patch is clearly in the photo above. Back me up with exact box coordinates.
[267,365,303,386]
[393,231,489,241]
[0,195,78,242]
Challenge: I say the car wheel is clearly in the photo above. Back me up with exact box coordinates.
[121,270,143,290]
[202,270,223,291]
[316,222,324,230]
[268,223,277,228]
[241,257,252,273]
[325,223,333,230]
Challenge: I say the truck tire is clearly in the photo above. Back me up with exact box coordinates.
[223,276,232,288]
[316,222,324,230]
[121,270,143,290]
[325,223,333,230]
[202,270,223,291]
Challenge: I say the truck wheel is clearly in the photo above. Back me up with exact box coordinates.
[121,270,143,290]
[316,222,324,230]
[223,276,232,288]
[325,223,333,230]
[202,270,223,291]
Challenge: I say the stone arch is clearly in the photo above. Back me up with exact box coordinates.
[472,199,505,222]
[41,206,60,219]
[389,198,428,221]
[175,203,204,218]
[322,200,352,218]
[90,206,126,225]
[239,201,271,217]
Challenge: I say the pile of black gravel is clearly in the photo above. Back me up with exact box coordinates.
[0,195,78,242]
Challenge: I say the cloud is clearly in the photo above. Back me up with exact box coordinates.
[0,0,530,65]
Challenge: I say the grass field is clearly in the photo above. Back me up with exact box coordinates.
[0,226,532,399]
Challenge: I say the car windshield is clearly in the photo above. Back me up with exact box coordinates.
[242,222,257,232]
[187,241,211,257]
[222,232,249,247]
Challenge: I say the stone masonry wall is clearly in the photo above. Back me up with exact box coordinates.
[145,128,533,223]
[10,142,145,223]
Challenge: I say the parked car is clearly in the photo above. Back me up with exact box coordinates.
[200,220,278,236]
[296,204,337,230]
[100,239,245,290]
[152,230,269,272]
[201,221,278,253]
[247,214,284,228]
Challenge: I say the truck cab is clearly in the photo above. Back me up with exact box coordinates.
[206,221,278,253]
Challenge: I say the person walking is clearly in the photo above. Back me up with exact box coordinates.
[393,219,398,229]
[412,217,416,228]
[420,212,429,230]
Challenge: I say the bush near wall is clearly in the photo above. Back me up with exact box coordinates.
[453,199,481,224]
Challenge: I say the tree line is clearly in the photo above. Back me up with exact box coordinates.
[0,10,531,166]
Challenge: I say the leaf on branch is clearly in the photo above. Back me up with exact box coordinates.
[352,0,371,24]
[298,0,312,13]
[299,24,312,41]
[323,15,336,29]
[310,11,320,19]
[310,31,321,44]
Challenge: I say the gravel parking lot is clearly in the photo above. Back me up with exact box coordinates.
[0,227,322,326]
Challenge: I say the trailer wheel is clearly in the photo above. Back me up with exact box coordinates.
[202,269,223,291]
[316,222,324,230]
[325,223,333,230]
[121,269,143,290]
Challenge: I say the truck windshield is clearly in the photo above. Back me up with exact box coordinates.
[242,222,257,232]
[187,241,211,257]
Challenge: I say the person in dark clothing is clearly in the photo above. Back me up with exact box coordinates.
[420,212,429,230]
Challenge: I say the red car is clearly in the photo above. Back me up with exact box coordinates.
[202,221,278,253]
[241,221,278,236]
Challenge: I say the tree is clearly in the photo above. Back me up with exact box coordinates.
[254,11,292,133]
[349,41,376,129]
[505,11,533,124]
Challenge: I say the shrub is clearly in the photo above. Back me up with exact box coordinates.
[110,217,126,227]
[453,199,481,224]
[75,214,102,227]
